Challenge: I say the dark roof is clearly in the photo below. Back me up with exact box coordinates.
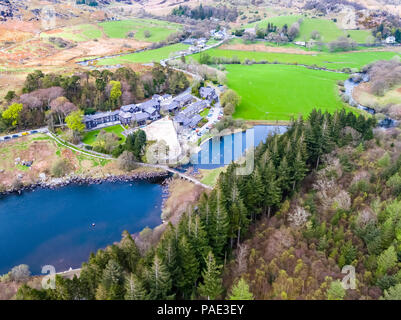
[84,111,119,122]
[174,114,191,126]
[199,86,216,98]
[175,94,193,104]
[162,101,179,111]
[189,114,203,127]
[182,100,207,116]
[139,99,160,111]
[133,112,149,122]
[121,104,137,112]
[144,106,157,115]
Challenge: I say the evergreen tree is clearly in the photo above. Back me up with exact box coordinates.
[125,274,148,300]
[209,191,229,260]
[102,259,124,299]
[198,251,223,300]
[263,160,281,217]
[177,236,200,298]
[147,256,174,300]
[228,278,254,300]
[120,230,141,273]
[292,148,308,191]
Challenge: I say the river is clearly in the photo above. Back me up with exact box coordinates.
[0,181,164,275]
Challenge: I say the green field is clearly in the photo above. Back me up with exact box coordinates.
[82,125,126,145]
[99,19,182,42]
[225,64,350,121]
[41,24,103,42]
[243,15,373,44]
[192,49,401,71]
[98,43,189,65]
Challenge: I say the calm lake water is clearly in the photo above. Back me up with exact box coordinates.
[0,181,163,275]
[0,125,286,276]
[191,125,287,169]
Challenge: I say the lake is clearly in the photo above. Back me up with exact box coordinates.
[0,125,286,276]
[0,181,164,275]
[191,125,288,169]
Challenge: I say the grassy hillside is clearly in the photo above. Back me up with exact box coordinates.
[99,19,182,42]
[41,24,103,42]
[225,64,349,120]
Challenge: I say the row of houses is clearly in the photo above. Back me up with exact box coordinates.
[83,87,218,131]
[84,94,171,129]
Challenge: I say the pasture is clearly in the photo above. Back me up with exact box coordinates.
[97,43,189,65]
[41,24,103,42]
[99,19,182,42]
[192,48,401,71]
[243,15,374,44]
[225,64,350,121]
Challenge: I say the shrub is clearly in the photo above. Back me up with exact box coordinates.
[51,158,71,177]
[117,151,137,171]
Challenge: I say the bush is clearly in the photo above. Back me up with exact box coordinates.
[117,151,137,171]
[10,264,31,282]
[51,158,71,177]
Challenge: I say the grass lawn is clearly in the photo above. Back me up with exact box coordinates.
[192,49,401,71]
[82,125,126,145]
[225,64,350,121]
[98,43,189,65]
[99,19,182,42]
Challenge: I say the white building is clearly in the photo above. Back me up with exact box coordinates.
[385,36,396,44]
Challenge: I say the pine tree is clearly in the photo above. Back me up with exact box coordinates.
[125,274,148,300]
[263,160,281,217]
[209,191,229,259]
[198,251,223,300]
[120,230,141,273]
[177,236,200,298]
[102,259,124,300]
[147,256,174,300]
[278,156,291,194]
[292,148,308,191]
[228,278,254,300]
[188,215,212,269]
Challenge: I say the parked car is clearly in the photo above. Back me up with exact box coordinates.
[21,132,29,136]
[31,130,38,134]
[12,134,19,138]
[4,136,11,140]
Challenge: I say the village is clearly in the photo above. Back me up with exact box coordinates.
[82,84,223,163]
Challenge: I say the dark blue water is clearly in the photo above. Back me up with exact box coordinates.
[190,125,287,169]
[0,181,163,275]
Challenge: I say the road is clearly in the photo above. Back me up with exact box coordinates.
[0,127,49,142]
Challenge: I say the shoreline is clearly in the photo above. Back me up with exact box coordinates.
[0,169,170,197]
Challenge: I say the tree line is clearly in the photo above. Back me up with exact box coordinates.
[0,65,189,133]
